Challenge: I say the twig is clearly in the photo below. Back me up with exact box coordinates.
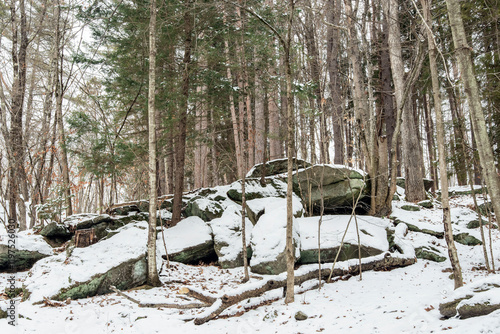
[110,285,141,304]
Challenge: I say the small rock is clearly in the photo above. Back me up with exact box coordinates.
[400,204,420,212]
[417,200,433,209]
[295,311,308,321]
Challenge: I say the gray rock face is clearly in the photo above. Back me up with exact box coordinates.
[184,197,224,222]
[54,255,146,301]
[0,245,49,273]
[246,158,312,178]
[292,165,368,214]
[167,240,216,265]
[396,177,434,192]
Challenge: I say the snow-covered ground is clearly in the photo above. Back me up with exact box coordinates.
[1,190,500,333]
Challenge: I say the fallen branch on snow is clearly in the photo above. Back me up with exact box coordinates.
[191,253,416,325]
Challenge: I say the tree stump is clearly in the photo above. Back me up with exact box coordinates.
[75,228,97,248]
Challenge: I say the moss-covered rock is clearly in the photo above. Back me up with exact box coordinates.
[466,220,497,229]
[418,200,433,209]
[400,204,420,212]
[477,202,493,216]
[415,246,446,262]
[184,197,224,222]
[0,245,49,273]
[454,233,482,246]
[40,222,72,239]
[396,178,434,192]
[0,306,7,319]
[54,255,147,300]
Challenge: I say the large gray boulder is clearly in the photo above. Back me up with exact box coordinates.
[160,216,216,265]
[292,165,369,214]
[246,158,312,178]
[209,206,252,269]
[296,215,389,265]
[184,197,224,222]
[250,197,303,275]
[24,222,149,303]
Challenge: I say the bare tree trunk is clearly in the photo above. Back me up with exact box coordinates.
[384,0,426,203]
[327,0,345,165]
[445,0,500,220]
[423,93,438,192]
[171,1,194,226]
[304,0,329,164]
[284,0,295,305]
[147,0,161,287]
[8,0,29,229]
[422,0,463,289]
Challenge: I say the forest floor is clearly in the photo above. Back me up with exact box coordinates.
[1,191,500,333]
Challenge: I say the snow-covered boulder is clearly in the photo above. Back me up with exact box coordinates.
[63,212,149,243]
[209,206,252,269]
[250,197,303,275]
[226,178,288,203]
[246,158,311,178]
[292,164,369,214]
[297,215,390,264]
[184,197,224,222]
[439,276,500,319]
[0,230,54,272]
[0,245,49,273]
[160,216,216,264]
[24,221,149,303]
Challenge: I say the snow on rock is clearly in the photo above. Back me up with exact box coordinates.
[209,205,253,269]
[297,215,390,264]
[25,221,149,303]
[158,216,215,264]
[440,275,500,319]
[250,197,303,275]
[0,230,53,256]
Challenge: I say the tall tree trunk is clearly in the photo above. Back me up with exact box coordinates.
[422,0,463,288]
[171,1,194,226]
[254,52,266,165]
[147,0,161,287]
[384,0,426,202]
[8,0,29,229]
[445,0,500,220]
[284,0,295,305]
[327,0,345,165]
[304,0,329,164]
[423,93,438,192]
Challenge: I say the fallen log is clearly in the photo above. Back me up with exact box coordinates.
[192,253,416,325]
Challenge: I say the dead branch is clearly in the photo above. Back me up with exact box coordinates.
[110,285,208,309]
[192,253,416,325]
